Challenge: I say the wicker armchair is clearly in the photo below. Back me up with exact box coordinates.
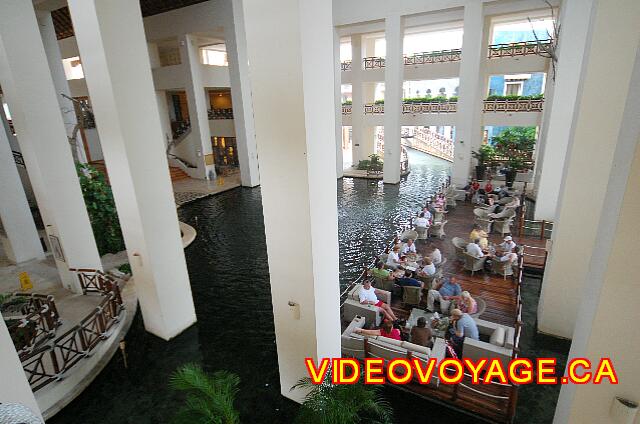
[402,286,422,307]
[491,258,514,280]
[400,229,418,242]
[493,217,514,236]
[451,237,468,263]
[429,220,447,239]
[433,210,448,223]
[463,252,487,275]
[473,208,493,233]
[415,226,429,240]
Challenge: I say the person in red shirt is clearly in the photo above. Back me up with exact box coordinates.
[355,319,402,341]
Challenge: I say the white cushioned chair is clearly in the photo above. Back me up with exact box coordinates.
[343,284,391,327]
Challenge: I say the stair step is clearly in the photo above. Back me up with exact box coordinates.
[168,166,190,182]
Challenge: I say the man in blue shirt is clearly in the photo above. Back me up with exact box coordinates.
[426,276,461,313]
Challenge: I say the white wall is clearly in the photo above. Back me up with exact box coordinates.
[209,119,235,137]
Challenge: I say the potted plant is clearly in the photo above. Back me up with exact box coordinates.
[471,144,495,180]
[492,127,536,187]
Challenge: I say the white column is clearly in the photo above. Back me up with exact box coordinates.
[350,34,364,166]
[0,1,102,293]
[454,2,486,186]
[537,0,640,339]
[0,318,42,419]
[68,0,197,340]
[362,82,377,157]
[533,0,596,221]
[225,0,260,187]
[0,117,44,264]
[333,27,344,178]
[553,7,640,421]
[242,0,341,401]
[383,14,404,184]
[36,10,85,164]
[180,33,214,180]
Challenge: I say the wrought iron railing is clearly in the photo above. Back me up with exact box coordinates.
[19,269,125,392]
[341,60,352,71]
[483,98,544,113]
[12,150,25,167]
[402,101,457,114]
[488,40,553,59]
[341,104,352,115]
[207,108,234,120]
[364,103,385,114]
[404,48,462,65]
[363,56,386,69]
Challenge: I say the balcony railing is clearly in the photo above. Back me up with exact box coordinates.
[208,108,234,120]
[363,56,386,69]
[403,49,462,65]
[402,101,457,114]
[488,40,553,59]
[364,103,385,114]
[13,150,25,167]
[483,98,544,113]
[341,60,352,71]
[341,104,352,115]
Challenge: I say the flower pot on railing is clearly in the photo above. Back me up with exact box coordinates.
[504,169,518,187]
[475,165,487,181]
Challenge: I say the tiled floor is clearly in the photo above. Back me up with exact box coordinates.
[172,173,241,207]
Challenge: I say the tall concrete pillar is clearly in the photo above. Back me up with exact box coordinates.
[68,0,197,340]
[533,0,596,221]
[333,27,344,178]
[350,34,365,167]
[180,33,215,180]
[242,0,341,401]
[225,0,261,187]
[0,114,44,264]
[453,2,487,185]
[383,14,404,184]
[0,0,102,293]
[36,10,86,164]
[553,6,640,421]
[0,318,42,420]
[537,0,640,339]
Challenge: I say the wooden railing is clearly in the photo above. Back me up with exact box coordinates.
[363,56,386,69]
[404,49,462,65]
[341,60,352,71]
[483,98,544,113]
[341,104,352,115]
[402,101,457,114]
[12,150,25,167]
[6,294,61,356]
[19,270,125,392]
[208,108,234,120]
[488,40,553,59]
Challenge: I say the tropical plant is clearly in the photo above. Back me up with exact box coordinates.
[492,127,537,171]
[291,368,393,424]
[169,363,240,424]
[76,163,125,256]
[471,144,496,166]
[357,154,383,172]
[118,263,132,275]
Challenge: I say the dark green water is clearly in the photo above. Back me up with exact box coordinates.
[49,150,567,423]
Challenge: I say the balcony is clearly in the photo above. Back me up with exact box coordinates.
[341,104,352,115]
[483,96,544,113]
[364,103,385,114]
[404,49,462,65]
[208,108,234,120]
[488,40,552,59]
[364,56,386,70]
[402,100,457,114]
[341,61,352,71]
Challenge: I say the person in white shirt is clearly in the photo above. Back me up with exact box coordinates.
[466,239,484,258]
[386,245,404,269]
[414,212,429,228]
[499,236,516,252]
[494,248,518,264]
[358,279,397,321]
[418,258,436,277]
[428,243,442,266]
[401,239,417,255]
[421,207,433,222]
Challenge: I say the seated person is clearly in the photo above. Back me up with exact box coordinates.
[499,235,516,252]
[483,179,493,194]
[448,308,480,356]
[421,207,433,223]
[488,207,512,219]
[418,258,436,277]
[456,291,478,315]
[466,239,485,258]
[427,242,442,266]
[396,269,424,289]
[414,212,429,228]
[410,317,433,348]
[469,224,489,250]
[385,245,404,270]
[355,319,401,341]
[505,196,521,209]
[466,179,480,200]
[370,261,393,281]
[494,248,518,264]
[401,238,417,255]
[427,277,462,313]
[434,193,446,209]
[358,279,398,322]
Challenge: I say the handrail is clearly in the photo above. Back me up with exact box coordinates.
[341,60,352,71]
[488,39,552,59]
[6,294,61,357]
[19,269,125,392]
[404,49,462,65]
[12,150,25,167]
[207,108,234,120]
[483,98,544,113]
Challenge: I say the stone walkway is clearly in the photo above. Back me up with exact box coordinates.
[172,173,241,207]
